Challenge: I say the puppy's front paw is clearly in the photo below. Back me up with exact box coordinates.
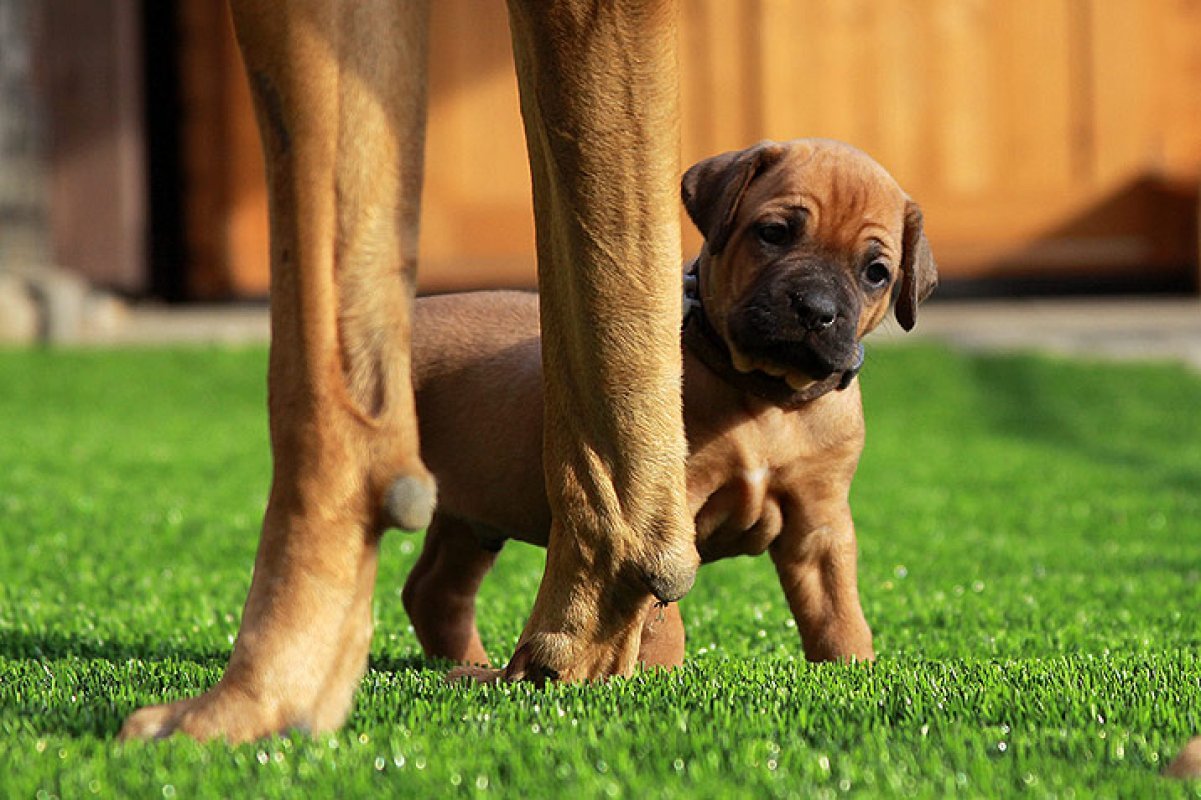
[445,642,561,687]
[445,665,506,685]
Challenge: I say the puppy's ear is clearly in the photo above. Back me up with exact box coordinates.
[895,201,938,331]
[682,141,785,256]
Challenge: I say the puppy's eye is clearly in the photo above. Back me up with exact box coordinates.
[755,222,790,247]
[863,260,891,288]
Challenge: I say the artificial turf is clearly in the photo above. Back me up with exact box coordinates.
[0,343,1198,798]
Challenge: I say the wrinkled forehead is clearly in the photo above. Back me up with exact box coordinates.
[741,143,908,251]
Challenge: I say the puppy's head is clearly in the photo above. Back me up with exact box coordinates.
[682,138,937,390]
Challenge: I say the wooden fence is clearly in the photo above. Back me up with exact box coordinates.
[182,0,1201,297]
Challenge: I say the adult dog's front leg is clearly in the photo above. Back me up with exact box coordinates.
[770,501,875,663]
[492,0,699,682]
[121,0,434,742]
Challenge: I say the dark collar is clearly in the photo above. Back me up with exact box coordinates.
[682,258,864,408]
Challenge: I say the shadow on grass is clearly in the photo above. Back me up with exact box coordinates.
[0,629,224,738]
[368,654,449,674]
[0,630,449,738]
[965,354,1201,495]
[0,629,229,665]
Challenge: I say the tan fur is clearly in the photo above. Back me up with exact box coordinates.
[121,0,696,741]
[1166,737,1201,779]
[502,0,696,681]
[407,140,935,671]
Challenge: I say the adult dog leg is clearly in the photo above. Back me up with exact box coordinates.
[497,0,699,682]
[120,0,433,741]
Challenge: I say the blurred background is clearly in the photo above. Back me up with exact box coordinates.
[1,0,1199,343]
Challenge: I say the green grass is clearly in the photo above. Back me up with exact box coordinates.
[1,343,1199,798]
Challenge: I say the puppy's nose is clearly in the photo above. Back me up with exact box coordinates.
[789,291,838,331]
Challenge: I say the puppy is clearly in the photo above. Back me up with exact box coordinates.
[403,138,937,669]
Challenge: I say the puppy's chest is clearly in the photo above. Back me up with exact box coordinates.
[690,467,783,561]
[686,415,811,562]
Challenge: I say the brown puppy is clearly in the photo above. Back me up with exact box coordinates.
[405,138,937,668]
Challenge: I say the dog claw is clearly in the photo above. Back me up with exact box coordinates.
[383,474,437,532]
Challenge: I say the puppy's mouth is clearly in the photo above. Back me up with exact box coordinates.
[726,311,861,387]
[728,338,854,388]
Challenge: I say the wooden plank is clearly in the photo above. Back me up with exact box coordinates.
[178,0,236,298]
[708,0,758,149]
[1154,0,1201,179]
[40,0,147,292]
[866,0,928,184]
[1088,0,1154,185]
[806,0,862,142]
[419,0,535,291]
[991,0,1075,192]
[929,0,997,196]
[756,0,882,145]
[750,0,810,143]
[220,6,269,297]
[428,0,527,204]
[680,0,761,157]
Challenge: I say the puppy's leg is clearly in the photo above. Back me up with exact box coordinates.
[492,0,699,684]
[121,0,433,742]
[637,602,686,670]
[403,514,498,666]
[769,502,875,663]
